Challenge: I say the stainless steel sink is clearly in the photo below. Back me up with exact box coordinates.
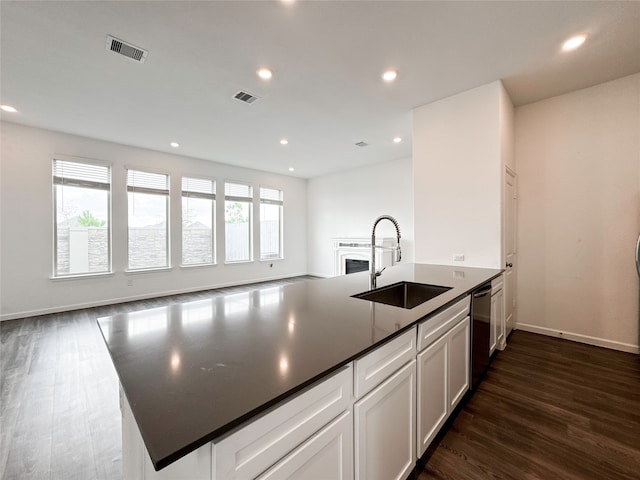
[352,281,452,309]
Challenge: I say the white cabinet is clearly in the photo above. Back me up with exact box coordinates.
[213,366,353,480]
[257,410,353,480]
[416,296,471,458]
[416,334,448,457]
[490,276,505,354]
[354,359,416,480]
[448,317,470,411]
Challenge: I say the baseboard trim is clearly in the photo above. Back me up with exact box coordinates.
[514,322,640,354]
[0,272,310,321]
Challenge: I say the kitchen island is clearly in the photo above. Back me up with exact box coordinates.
[98,263,501,479]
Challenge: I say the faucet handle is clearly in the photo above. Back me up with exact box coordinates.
[375,267,386,277]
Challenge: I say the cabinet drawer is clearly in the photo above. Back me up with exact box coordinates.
[213,366,352,480]
[417,296,470,351]
[354,327,416,398]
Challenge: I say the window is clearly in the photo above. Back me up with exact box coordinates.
[182,177,215,265]
[260,187,283,260]
[225,182,253,262]
[127,169,169,270]
[53,159,111,276]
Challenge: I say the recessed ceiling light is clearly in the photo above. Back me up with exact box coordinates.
[393,137,402,143]
[257,67,273,80]
[280,139,289,145]
[382,70,398,82]
[562,34,587,52]
[288,167,295,172]
[1,105,18,113]
[170,142,179,148]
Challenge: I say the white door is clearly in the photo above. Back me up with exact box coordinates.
[504,167,517,335]
[354,360,416,480]
[416,334,448,458]
[257,411,353,480]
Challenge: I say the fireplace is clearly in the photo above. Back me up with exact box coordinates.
[345,258,369,274]
[333,237,395,276]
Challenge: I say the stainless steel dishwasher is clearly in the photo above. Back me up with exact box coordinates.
[471,282,492,390]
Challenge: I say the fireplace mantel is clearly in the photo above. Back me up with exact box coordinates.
[332,237,395,276]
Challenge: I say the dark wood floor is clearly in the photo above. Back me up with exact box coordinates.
[419,330,640,480]
[2,280,639,479]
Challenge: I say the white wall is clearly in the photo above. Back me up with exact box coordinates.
[413,81,509,268]
[307,157,414,277]
[0,122,307,320]
[500,84,515,173]
[515,73,640,353]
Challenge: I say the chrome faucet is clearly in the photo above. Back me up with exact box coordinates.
[370,215,402,289]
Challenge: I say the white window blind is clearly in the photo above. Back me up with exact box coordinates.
[260,187,283,205]
[225,182,252,201]
[127,169,169,194]
[53,159,110,189]
[182,177,216,199]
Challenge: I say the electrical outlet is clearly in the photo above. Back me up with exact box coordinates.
[453,254,465,262]
[127,279,133,287]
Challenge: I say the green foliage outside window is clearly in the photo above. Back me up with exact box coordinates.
[77,210,106,227]
[225,202,248,224]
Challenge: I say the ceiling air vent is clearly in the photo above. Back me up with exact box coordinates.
[355,141,369,147]
[106,35,148,63]
[233,90,259,104]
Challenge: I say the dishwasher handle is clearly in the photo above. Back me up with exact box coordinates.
[473,286,492,298]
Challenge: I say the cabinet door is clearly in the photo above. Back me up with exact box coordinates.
[355,360,416,480]
[495,288,505,350]
[257,411,353,480]
[490,294,498,355]
[447,317,470,412]
[416,334,448,458]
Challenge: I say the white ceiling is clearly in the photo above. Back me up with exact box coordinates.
[1,1,639,178]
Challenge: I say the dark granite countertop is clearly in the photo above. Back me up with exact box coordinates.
[97,263,501,470]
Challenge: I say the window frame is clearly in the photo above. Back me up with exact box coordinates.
[181,175,216,267]
[126,167,171,272]
[259,185,284,261]
[52,157,112,278]
[224,180,254,264]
